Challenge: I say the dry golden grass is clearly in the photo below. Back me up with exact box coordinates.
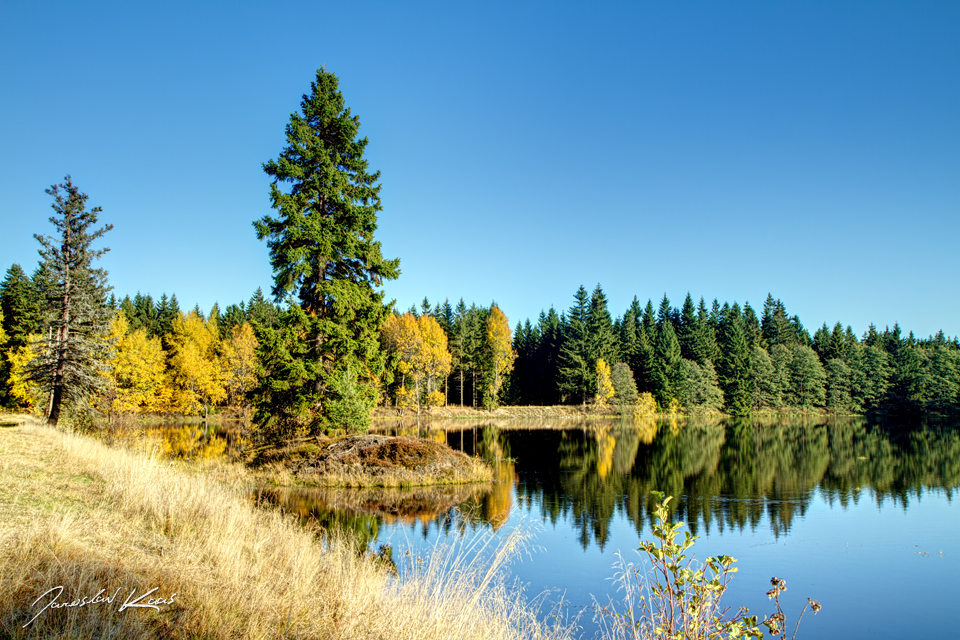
[0,417,575,640]
[250,435,494,488]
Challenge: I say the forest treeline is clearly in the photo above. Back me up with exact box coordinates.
[391,282,960,417]
[2,260,958,418]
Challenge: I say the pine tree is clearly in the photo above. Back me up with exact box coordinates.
[587,284,618,366]
[558,286,592,404]
[651,315,682,407]
[691,297,718,366]
[536,307,563,405]
[247,288,276,329]
[449,299,471,406]
[743,302,762,349]
[787,345,827,407]
[254,68,399,434]
[29,176,113,425]
[677,293,698,361]
[1,264,44,406]
[0,264,42,350]
[761,294,793,348]
[718,303,751,415]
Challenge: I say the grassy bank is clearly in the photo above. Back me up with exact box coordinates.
[0,415,573,639]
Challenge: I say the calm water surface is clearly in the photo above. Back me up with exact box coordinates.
[161,416,960,639]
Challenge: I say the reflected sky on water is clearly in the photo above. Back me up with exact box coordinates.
[147,415,960,639]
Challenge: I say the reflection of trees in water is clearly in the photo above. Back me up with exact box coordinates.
[255,417,960,553]
[103,420,249,461]
[504,417,960,550]
[253,482,497,550]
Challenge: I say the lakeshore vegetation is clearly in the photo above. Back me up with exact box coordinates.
[0,415,571,639]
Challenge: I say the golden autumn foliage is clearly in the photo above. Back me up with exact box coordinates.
[634,392,658,418]
[105,311,167,414]
[482,459,516,529]
[167,311,226,415]
[5,336,42,411]
[636,417,659,444]
[221,322,259,412]
[382,313,452,412]
[595,358,614,407]
[382,313,422,381]
[425,390,445,407]
[596,428,616,480]
[485,307,515,406]
[667,397,683,415]
[417,314,452,396]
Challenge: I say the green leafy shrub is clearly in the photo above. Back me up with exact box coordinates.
[596,492,820,640]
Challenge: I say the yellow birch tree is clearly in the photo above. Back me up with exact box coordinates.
[105,310,167,414]
[221,322,259,416]
[382,313,423,410]
[485,306,515,407]
[381,313,452,412]
[5,338,41,411]
[595,358,614,406]
[417,314,452,407]
[167,311,226,416]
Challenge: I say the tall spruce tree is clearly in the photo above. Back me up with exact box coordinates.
[677,293,698,361]
[536,307,563,405]
[587,284,618,366]
[558,286,592,404]
[718,303,751,415]
[29,176,113,425]
[254,68,399,434]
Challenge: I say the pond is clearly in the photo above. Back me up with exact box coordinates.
[149,415,960,639]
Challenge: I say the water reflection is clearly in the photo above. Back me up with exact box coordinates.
[369,416,958,549]
[127,416,959,552]
[100,419,248,460]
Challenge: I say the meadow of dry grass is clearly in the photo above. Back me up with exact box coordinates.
[0,415,576,640]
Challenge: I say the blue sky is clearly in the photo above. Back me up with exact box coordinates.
[1,1,957,338]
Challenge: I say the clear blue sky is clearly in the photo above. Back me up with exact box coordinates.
[2,1,957,339]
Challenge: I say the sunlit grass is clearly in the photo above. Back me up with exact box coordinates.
[0,416,575,639]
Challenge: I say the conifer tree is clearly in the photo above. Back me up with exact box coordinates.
[761,294,794,348]
[29,176,113,425]
[0,264,43,406]
[587,284,618,366]
[692,296,719,365]
[610,361,639,408]
[718,303,751,415]
[558,286,592,404]
[254,68,399,434]
[743,302,762,349]
[651,316,682,406]
[0,264,42,350]
[449,299,471,406]
[536,307,563,405]
[677,293,698,361]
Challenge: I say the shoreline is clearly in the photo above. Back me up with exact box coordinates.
[0,415,572,639]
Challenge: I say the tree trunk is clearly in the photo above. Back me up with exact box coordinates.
[49,233,71,427]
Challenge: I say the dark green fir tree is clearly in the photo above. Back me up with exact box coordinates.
[253,68,400,436]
